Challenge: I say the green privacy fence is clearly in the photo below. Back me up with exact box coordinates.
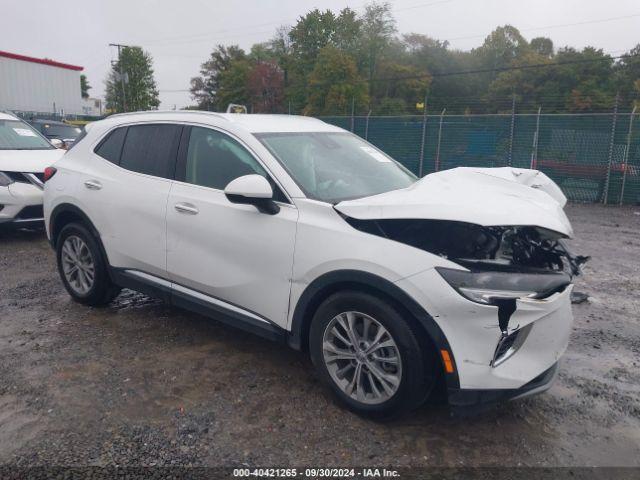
[320,112,640,205]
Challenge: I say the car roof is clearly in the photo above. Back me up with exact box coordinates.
[98,111,344,134]
[30,119,70,126]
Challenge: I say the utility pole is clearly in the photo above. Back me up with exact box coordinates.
[109,43,131,112]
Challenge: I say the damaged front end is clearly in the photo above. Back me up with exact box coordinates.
[345,217,589,367]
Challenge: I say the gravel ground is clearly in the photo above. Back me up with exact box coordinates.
[0,203,639,468]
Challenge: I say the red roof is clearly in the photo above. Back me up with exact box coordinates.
[0,50,83,71]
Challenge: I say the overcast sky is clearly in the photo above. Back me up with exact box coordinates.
[2,0,638,108]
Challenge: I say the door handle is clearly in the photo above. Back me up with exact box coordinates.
[84,180,102,190]
[174,202,199,215]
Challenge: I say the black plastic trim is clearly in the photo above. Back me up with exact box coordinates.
[448,362,558,415]
[111,268,287,344]
[287,269,461,391]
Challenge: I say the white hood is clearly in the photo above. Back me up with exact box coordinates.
[335,167,573,237]
[0,148,65,173]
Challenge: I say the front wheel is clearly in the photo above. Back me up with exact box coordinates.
[309,291,436,417]
[56,222,121,306]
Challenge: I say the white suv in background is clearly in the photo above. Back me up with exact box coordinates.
[44,111,586,416]
[0,112,65,227]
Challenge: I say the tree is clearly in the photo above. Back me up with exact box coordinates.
[216,58,252,110]
[616,44,640,104]
[488,46,615,113]
[530,37,554,58]
[248,61,285,113]
[372,61,430,112]
[80,74,91,99]
[289,9,338,77]
[477,25,530,70]
[190,45,246,110]
[360,2,396,81]
[306,46,368,115]
[105,47,159,112]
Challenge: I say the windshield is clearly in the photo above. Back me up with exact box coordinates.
[40,123,82,139]
[256,132,416,203]
[0,120,53,150]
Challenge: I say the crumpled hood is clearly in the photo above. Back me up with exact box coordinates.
[335,167,573,237]
[0,148,65,173]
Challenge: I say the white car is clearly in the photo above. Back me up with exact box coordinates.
[43,111,586,416]
[0,112,65,227]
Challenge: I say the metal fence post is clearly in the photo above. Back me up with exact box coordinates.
[364,110,372,141]
[508,93,516,167]
[435,108,446,172]
[602,93,620,205]
[350,97,355,133]
[619,106,637,205]
[530,106,541,169]
[418,95,428,177]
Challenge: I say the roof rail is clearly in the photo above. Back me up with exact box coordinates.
[107,110,228,121]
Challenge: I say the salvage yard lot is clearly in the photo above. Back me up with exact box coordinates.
[0,203,639,467]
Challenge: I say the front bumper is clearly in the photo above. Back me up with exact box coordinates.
[395,267,573,393]
[0,182,44,226]
[448,362,558,413]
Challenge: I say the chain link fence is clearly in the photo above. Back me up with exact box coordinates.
[320,110,640,205]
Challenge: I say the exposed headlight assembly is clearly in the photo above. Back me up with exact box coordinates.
[436,267,571,305]
[0,172,15,187]
[438,267,572,366]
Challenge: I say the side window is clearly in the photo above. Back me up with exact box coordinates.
[95,127,127,164]
[119,124,182,178]
[184,127,269,190]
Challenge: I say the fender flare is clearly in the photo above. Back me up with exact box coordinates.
[48,204,112,275]
[49,203,101,246]
[288,269,460,390]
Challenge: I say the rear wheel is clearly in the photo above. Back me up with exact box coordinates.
[309,291,435,417]
[56,223,120,306]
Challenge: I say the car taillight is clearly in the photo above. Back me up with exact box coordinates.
[43,167,57,182]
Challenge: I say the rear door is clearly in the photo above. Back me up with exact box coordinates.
[81,123,182,279]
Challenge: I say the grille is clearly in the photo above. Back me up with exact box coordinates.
[15,205,44,220]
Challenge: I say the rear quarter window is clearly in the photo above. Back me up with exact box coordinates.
[94,127,127,163]
[119,124,182,178]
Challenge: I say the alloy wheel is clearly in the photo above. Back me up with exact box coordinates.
[61,235,95,295]
[322,311,402,405]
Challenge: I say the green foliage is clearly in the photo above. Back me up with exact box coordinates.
[187,3,637,115]
[190,45,247,111]
[80,74,91,99]
[360,2,396,81]
[306,46,368,115]
[105,47,159,113]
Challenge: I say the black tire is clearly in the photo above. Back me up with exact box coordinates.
[55,222,121,306]
[309,290,436,417]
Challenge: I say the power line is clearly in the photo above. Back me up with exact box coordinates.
[137,0,454,47]
[444,12,640,43]
[159,52,639,93]
[377,53,637,82]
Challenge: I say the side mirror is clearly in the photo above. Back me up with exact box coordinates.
[224,174,280,215]
[50,138,64,149]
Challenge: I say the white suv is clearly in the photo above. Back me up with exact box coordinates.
[44,111,586,416]
[1,112,65,227]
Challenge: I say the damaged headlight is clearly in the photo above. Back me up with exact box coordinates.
[436,267,571,305]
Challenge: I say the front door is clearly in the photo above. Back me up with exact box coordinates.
[166,126,298,328]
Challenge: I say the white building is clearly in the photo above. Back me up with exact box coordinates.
[82,97,103,116]
[0,50,84,116]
